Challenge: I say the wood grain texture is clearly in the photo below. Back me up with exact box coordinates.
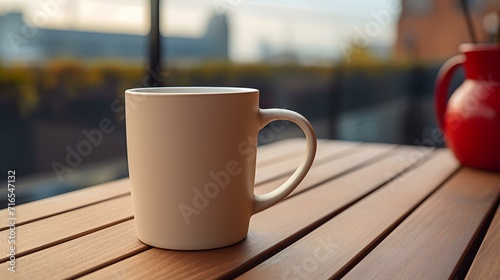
[0,178,130,231]
[343,167,500,280]
[0,138,306,232]
[0,220,148,279]
[256,138,327,167]
[255,144,406,196]
[80,145,426,279]
[6,140,495,279]
[466,205,500,280]
[0,195,133,262]
[254,140,359,184]
[239,150,458,279]
[0,141,372,280]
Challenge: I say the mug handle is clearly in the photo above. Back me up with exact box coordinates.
[434,54,466,129]
[253,108,317,214]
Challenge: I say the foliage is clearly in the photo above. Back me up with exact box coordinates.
[0,64,39,116]
[0,59,428,117]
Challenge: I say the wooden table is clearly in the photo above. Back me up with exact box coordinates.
[1,139,499,279]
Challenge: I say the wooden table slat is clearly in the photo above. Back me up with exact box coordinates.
[256,138,329,167]
[0,142,389,280]
[0,138,307,231]
[466,204,500,280]
[0,195,133,262]
[239,150,458,279]
[0,139,349,266]
[343,167,500,280]
[3,139,497,279]
[80,144,428,279]
[255,145,429,198]
[254,140,359,185]
[0,178,130,231]
[0,140,372,279]
[0,220,148,279]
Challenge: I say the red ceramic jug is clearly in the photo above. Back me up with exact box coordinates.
[435,44,500,171]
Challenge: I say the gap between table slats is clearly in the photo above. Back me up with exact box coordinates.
[256,138,328,167]
[0,195,134,263]
[0,142,399,279]
[465,202,500,280]
[238,150,459,279]
[254,145,426,197]
[0,179,131,231]
[454,197,499,279]
[0,140,363,268]
[77,146,432,279]
[0,220,149,280]
[342,167,500,280]
[0,138,317,231]
[254,140,360,185]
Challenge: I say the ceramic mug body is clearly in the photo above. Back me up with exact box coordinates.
[125,87,317,250]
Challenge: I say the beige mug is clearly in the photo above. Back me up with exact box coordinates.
[125,87,317,250]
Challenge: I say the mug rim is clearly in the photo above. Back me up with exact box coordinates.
[126,87,259,95]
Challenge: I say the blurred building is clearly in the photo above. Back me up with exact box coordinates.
[0,12,228,65]
[394,0,500,61]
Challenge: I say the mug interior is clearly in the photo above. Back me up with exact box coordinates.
[126,87,258,95]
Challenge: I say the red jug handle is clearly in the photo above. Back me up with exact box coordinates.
[434,54,466,129]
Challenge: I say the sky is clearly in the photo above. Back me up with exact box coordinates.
[0,0,401,62]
